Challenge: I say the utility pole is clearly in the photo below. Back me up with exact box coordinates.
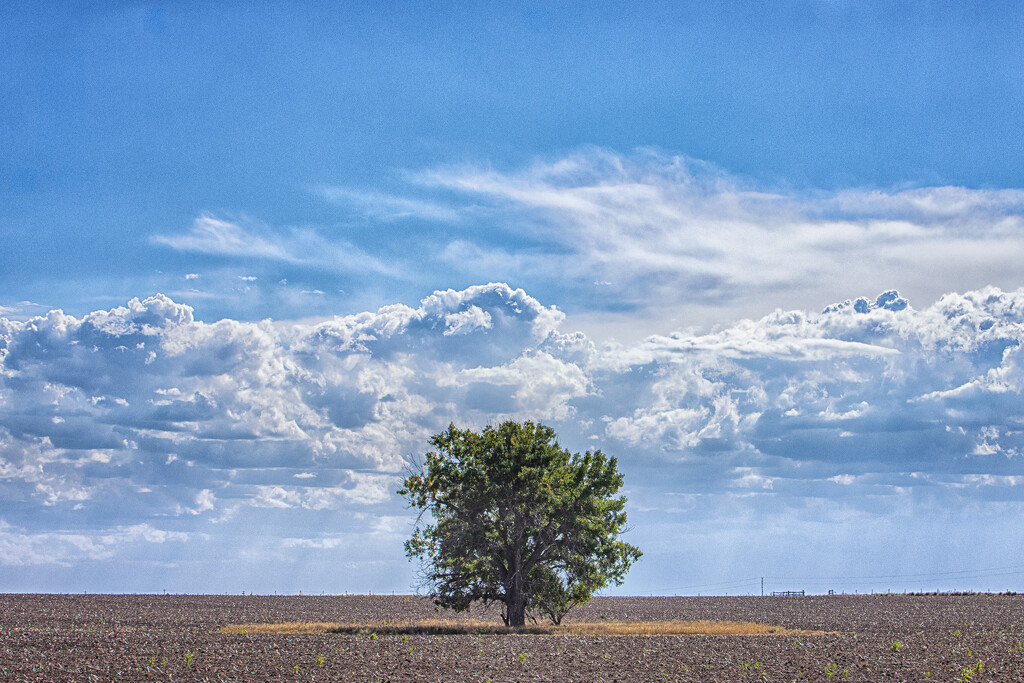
[761,577,764,597]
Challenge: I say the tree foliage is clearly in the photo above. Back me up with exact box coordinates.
[399,420,641,627]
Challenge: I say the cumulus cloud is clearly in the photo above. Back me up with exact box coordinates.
[597,286,1024,512]
[0,284,586,564]
[2,283,1024,581]
[443,305,492,336]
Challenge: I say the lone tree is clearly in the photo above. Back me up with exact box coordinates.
[399,420,641,627]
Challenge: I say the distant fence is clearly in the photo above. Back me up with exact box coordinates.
[770,590,805,597]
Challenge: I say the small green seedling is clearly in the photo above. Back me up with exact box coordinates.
[185,652,196,667]
[959,660,982,683]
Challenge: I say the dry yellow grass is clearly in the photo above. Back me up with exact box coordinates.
[221,621,343,635]
[220,618,819,636]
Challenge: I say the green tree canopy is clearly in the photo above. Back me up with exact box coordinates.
[399,420,641,627]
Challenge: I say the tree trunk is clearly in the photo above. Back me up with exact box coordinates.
[505,552,528,627]
[506,586,527,627]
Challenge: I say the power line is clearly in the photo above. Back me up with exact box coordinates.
[763,563,1024,583]
[658,564,1024,594]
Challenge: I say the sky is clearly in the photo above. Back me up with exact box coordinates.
[2,1,1024,596]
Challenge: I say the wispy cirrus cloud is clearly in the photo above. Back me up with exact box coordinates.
[362,148,1024,334]
[152,214,397,276]
[152,215,295,261]
[317,187,463,222]
[827,185,1024,221]
[145,149,1024,341]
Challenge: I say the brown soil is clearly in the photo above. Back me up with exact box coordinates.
[2,593,1022,681]
[221,618,817,636]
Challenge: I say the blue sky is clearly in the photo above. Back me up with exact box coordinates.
[3,1,1024,595]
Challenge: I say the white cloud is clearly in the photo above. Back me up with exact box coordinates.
[597,286,1024,499]
[317,187,462,222]
[152,214,395,276]
[281,536,345,549]
[454,351,591,421]
[250,475,394,510]
[0,429,95,505]
[141,149,1024,344]
[190,489,215,514]
[0,301,49,321]
[732,467,775,490]
[153,215,293,261]
[0,520,188,566]
[400,149,1024,338]
[0,283,579,522]
[829,186,1024,220]
[3,283,1024,584]
[443,305,492,336]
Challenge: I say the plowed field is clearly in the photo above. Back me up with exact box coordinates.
[2,593,1022,681]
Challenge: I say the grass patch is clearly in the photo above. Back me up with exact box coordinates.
[220,619,819,636]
